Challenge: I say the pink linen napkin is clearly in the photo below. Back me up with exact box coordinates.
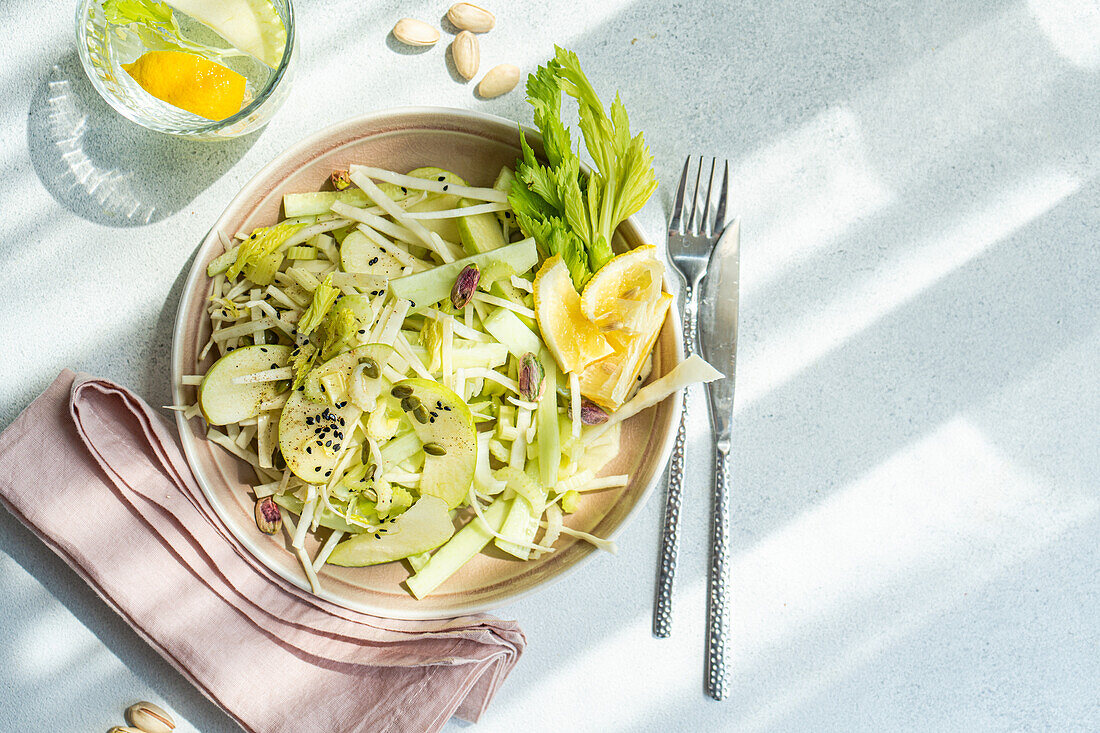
[0,370,524,733]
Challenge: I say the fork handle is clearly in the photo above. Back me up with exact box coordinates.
[653,284,697,638]
[704,443,731,700]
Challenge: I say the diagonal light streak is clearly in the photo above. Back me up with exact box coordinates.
[736,171,1082,411]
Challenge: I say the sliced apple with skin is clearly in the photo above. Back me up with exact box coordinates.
[278,389,361,483]
[199,344,291,425]
[325,495,455,567]
[392,378,477,509]
[303,343,395,405]
[164,0,287,68]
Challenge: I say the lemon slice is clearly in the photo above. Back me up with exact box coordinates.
[166,0,287,68]
[578,292,672,408]
[534,254,614,374]
[123,51,246,120]
[579,245,665,348]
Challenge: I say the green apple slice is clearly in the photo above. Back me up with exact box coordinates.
[340,230,405,279]
[393,378,477,509]
[388,237,537,313]
[165,0,287,68]
[326,496,455,567]
[278,389,361,482]
[303,343,395,405]
[199,344,291,425]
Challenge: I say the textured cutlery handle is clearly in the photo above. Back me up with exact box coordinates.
[705,446,731,700]
[653,285,697,638]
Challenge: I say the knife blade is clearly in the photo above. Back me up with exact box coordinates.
[698,218,740,442]
[696,217,739,700]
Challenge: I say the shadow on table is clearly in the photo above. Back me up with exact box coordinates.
[26,50,260,228]
[141,239,202,416]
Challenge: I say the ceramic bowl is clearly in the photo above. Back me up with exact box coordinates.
[171,107,682,619]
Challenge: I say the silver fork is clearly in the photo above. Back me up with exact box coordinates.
[653,156,729,639]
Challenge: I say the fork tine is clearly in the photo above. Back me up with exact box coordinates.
[668,157,691,236]
[687,156,704,235]
[700,158,717,238]
[713,160,730,234]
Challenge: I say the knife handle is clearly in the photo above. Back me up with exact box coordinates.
[705,444,731,700]
[653,284,696,638]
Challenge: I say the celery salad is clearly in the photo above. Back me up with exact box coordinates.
[177,47,722,599]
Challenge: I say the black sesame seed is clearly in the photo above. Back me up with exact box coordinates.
[442,185,449,191]
[306,446,312,454]
[358,329,366,335]
[270,363,278,369]
[401,187,407,193]
[325,440,332,447]
[374,533,382,540]
[260,347,268,353]
[306,417,313,425]
[368,257,378,266]
[437,175,445,181]
[325,470,332,476]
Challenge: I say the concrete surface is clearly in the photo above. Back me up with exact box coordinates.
[0,0,1098,731]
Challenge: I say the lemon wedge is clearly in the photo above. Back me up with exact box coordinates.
[122,51,246,120]
[165,0,287,68]
[579,245,665,349]
[578,291,672,408]
[534,254,614,374]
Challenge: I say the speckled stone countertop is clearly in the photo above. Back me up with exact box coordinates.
[1,1,1098,731]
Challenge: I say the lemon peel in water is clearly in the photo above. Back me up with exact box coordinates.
[122,50,246,120]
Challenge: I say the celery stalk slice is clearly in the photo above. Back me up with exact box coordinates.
[390,238,538,314]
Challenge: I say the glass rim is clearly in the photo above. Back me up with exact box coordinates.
[74,0,296,136]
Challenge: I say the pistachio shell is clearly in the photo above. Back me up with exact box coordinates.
[451,31,480,81]
[392,18,440,46]
[125,700,176,733]
[254,496,282,535]
[447,3,496,33]
[477,64,520,99]
[331,169,352,190]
